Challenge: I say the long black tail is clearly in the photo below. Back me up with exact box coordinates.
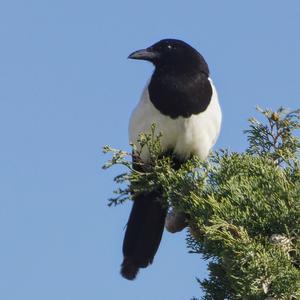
[121,190,167,280]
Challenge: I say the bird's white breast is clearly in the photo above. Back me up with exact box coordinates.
[129,78,222,162]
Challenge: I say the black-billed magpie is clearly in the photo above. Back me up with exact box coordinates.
[121,39,222,280]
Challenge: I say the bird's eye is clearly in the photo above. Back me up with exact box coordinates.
[167,45,172,50]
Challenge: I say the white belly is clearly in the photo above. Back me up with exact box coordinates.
[129,78,222,162]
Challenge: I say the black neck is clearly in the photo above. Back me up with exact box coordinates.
[148,68,212,119]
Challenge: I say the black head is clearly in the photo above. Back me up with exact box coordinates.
[128,39,209,76]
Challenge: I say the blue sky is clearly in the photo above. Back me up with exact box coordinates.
[0,1,299,299]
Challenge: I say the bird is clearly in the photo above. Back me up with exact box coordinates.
[121,39,222,280]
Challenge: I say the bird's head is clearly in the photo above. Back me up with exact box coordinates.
[128,39,209,75]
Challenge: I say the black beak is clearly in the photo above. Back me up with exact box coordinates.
[128,48,159,61]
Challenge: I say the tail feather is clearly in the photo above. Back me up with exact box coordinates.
[121,190,167,280]
[121,257,139,280]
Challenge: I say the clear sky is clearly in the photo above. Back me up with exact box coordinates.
[0,1,299,299]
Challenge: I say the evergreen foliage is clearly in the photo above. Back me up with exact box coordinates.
[103,108,300,299]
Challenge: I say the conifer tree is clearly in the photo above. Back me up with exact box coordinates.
[103,107,300,299]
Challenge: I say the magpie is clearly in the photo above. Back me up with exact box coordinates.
[121,39,222,280]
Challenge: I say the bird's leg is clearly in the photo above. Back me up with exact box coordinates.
[165,209,188,233]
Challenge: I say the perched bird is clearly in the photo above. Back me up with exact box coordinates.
[121,39,222,280]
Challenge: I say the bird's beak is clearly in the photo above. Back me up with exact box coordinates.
[128,48,159,61]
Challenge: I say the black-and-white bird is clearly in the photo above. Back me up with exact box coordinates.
[121,39,222,280]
